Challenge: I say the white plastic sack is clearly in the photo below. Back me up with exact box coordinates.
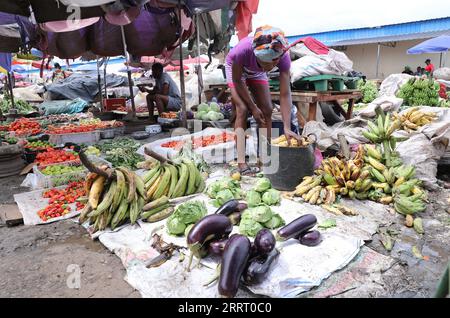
[379,73,413,97]
[434,67,450,81]
[290,56,335,82]
[326,49,353,75]
[290,42,319,58]
[133,91,148,108]
[13,85,44,102]
[358,96,403,118]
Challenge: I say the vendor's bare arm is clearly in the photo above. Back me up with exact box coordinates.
[279,70,299,139]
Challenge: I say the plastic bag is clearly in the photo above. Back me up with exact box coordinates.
[379,73,413,97]
[358,96,403,118]
[434,67,450,81]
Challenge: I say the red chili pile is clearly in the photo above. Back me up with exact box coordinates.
[161,132,235,150]
[46,124,96,134]
[38,181,86,221]
[35,147,79,166]
[8,118,41,136]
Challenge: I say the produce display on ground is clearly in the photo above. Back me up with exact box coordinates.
[79,118,124,129]
[396,77,441,106]
[38,181,86,221]
[24,140,55,151]
[159,112,178,119]
[293,107,428,220]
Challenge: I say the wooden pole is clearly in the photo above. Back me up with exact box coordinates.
[178,0,187,128]
[196,14,203,105]
[120,25,136,118]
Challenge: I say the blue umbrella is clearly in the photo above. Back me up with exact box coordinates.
[407,35,450,54]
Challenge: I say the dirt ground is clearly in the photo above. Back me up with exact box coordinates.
[0,167,449,298]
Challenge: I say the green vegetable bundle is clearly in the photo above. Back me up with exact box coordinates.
[246,177,281,207]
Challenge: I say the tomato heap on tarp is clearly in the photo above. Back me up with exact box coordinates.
[161,132,235,150]
[38,181,86,221]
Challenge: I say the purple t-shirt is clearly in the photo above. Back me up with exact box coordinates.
[226,37,291,73]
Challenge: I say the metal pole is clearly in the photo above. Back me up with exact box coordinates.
[196,14,203,105]
[96,55,102,107]
[7,72,15,109]
[104,58,108,99]
[376,43,381,79]
[120,25,136,118]
[178,1,187,128]
[439,52,443,68]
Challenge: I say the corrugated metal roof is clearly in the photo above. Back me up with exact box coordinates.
[286,17,450,46]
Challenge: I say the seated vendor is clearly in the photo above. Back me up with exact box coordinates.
[141,63,182,121]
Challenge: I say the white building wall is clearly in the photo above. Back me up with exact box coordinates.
[340,39,450,80]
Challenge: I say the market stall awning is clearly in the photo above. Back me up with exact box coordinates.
[329,30,450,47]
[407,34,450,54]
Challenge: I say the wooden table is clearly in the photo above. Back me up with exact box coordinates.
[271,90,362,127]
[208,84,229,102]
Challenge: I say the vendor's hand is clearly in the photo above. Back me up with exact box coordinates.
[252,108,266,126]
[284,128,301,145]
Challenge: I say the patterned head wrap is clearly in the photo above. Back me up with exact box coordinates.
[252,25,289,63]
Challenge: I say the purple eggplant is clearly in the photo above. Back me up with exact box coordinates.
[236,202,248,212]
[276,214,317,241]
[215,199,240,216]
[243,248,280,285]
[254,229,276,256]
[187,214,232,249]
[218,234,251,298]
[187,214,232,269]
[208,238,229,257]
[299,230,322,247]
[228,211,242,225]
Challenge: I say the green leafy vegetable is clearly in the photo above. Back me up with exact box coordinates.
[248,205,273,223]
[254,177,271,192]
[262,188,281,205]
[239,216,264,237]
[246,190,262,207]
[263,213,285,229]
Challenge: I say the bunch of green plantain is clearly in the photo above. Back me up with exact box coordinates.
[142,159,205,202]
[79,166,146,232]
[294,175,336,205]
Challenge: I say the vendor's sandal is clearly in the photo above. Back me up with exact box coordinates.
[238,166,260,177]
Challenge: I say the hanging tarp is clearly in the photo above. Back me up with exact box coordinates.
[0,12,37,53]
[0,0,31,17]
[150,0,232,15]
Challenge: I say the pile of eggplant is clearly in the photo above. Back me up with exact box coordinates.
[185,199,322,298]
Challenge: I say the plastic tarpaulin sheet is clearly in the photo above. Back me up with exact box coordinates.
[39,98,89,115]
[46,72,127,102]
[92,169,402,298]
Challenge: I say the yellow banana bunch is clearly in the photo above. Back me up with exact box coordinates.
[271,135,312,147]
[393,108,437,133]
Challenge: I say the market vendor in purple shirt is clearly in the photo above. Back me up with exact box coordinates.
[226,25,300,175]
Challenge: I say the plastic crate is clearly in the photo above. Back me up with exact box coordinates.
[33,156,111,189]
[103,98,126,111]
[48,130,100,146]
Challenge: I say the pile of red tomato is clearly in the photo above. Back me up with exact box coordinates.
[8,118,41,136]
[35,147,79,166]
[46,124,96,134]
[38,181,86,221]
[161,132,235,150]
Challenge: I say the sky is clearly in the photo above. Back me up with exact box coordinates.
[252,0,450,36]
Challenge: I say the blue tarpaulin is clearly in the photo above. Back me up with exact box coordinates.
[407,35,450,54]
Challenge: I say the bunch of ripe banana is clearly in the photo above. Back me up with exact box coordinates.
[293,175,336,205]
[79,166,146,232]
[271,135,312,147]
[141,159,205,201]
[392,107,438,133]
